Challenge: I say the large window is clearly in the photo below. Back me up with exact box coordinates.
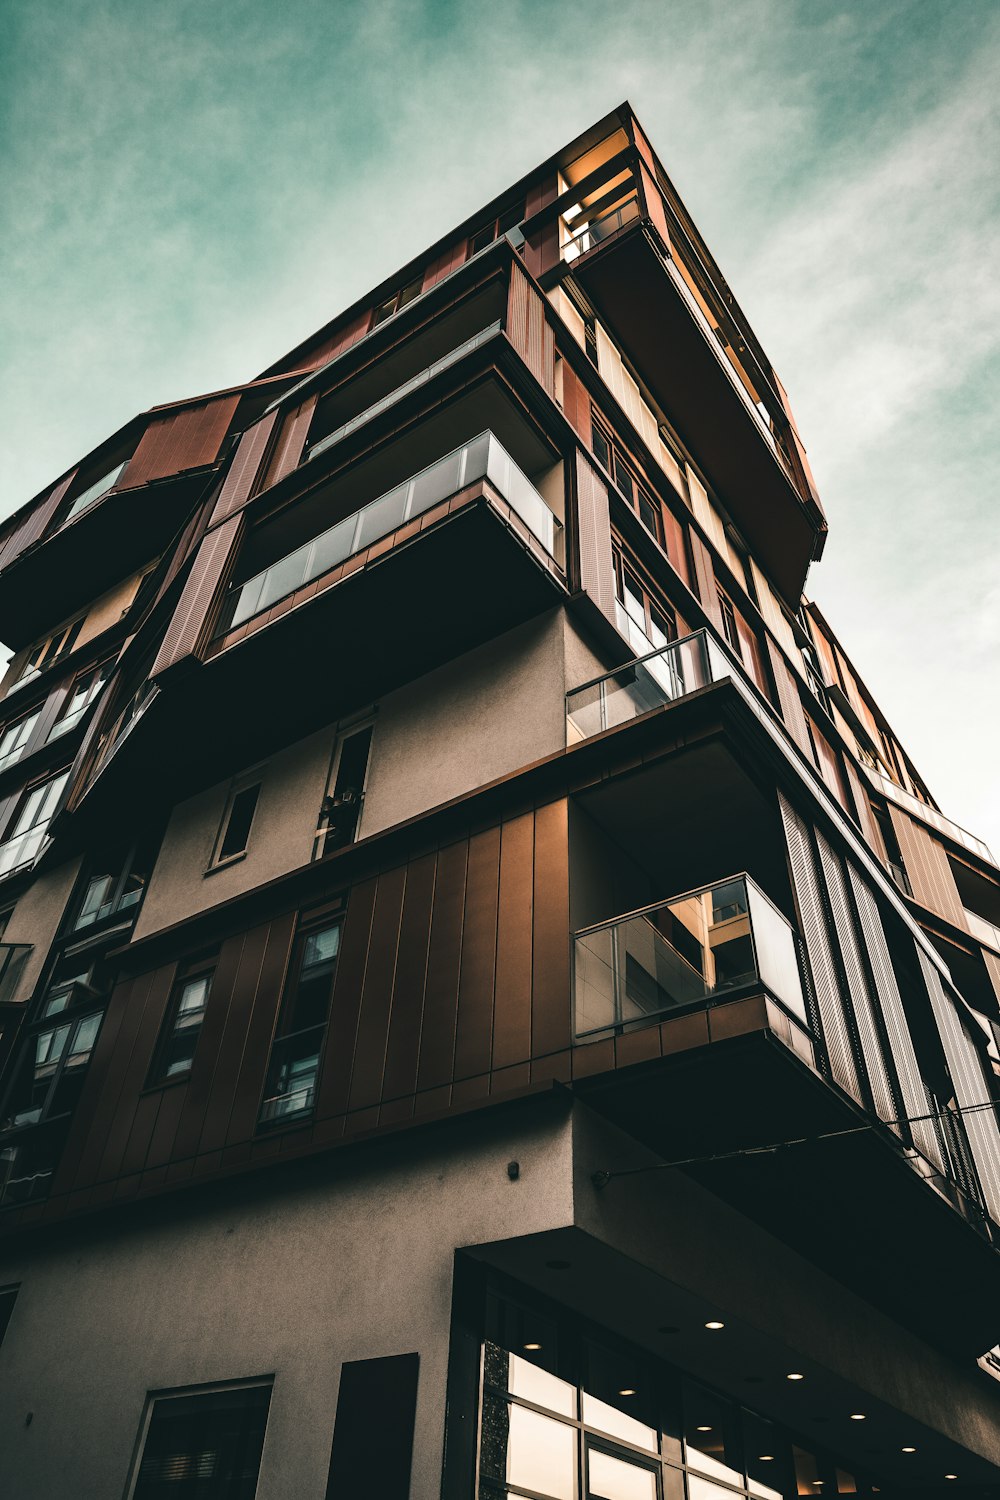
[14,619,83,686]
[47,660,112,740]
[0,770,70,878]
[258,915,343,1126]
[211,774,263,869]
[613,546,677,658]
[469,200,523,256]
[319,724,373,856]
[592,416,663,546]
[63,459,129,522]
[0,708,41,771]
[0,1009,102,1133]
[370,274,424,330]
[69,835,157,932]
[128,1380,271,1500]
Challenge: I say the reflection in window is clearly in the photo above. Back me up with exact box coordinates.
[64,460,129,521]
[258,919,342,1126]
[47,661,112,740]
[130,1381,271,1499]
[588,1449,657,1500]
[0,771,70,878]
[0,710,41,771]
[150,971,213,1083]
[0,1010,102,1131]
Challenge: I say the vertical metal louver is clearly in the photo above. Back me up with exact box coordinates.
[918,948,1000,1226]
[815,833,898,1131]
[847,868,944,1171]
[778,792,861,1100]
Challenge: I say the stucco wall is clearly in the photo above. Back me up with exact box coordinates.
[0,1108,575,1500]
[132,726,335,941]
[361,607,606,839]
[1,857,82,1003]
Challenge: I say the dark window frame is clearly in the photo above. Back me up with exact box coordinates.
[209,771,265,872]
[126,1377,273,1500]
[257,908,345,1130]
[146,960,216,1088]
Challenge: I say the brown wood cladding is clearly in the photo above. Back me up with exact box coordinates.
[507,263,556,398]
[37,802,573,1217]
[124,395,241,489]
[887,805,966,928]
[0,470,77,570]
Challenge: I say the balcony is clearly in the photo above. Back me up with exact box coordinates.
[864,765,997,870]
[574,875,811,1045]
[567,629,728,744]
[218,431,563,635]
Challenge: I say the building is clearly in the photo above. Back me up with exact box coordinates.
[0,101,999,1498]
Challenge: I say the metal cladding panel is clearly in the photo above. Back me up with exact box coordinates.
[560,363,590,440]
[123,394,240,488]
[766,638,812,758]
[151,512,243,679]
[575,453,616,625]
[810,721,848,811]
[888,804,965,927]
[844,760,888,866]
[984,947,1000,1007]
[210,410,280,527]
[508,263,555,397]
[660,505,690,589]
[261,395,318,492]
[778,792,861,1100]
[919,947,1000,1224]
[816,831,898,1130]
[848,867,944,1171]
[687,531,724,633]
[423,240,467,292]
[0,470,76,570]
[637,159,670,247]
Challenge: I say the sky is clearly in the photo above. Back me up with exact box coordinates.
[2,0,998,850]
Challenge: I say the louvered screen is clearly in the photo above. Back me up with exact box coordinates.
[210,410,280,526]
[261,395,317,491]
[575,454,616,626]
[508,263,555,396]
[688,531,723,632]
[888,805,965,927]
[919,949,1000,1224]
[767,639,812,756]
[778,793,861,1100]
[815,832,898,1130]
[847,868,944,1169]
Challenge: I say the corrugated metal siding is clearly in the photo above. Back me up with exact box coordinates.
[888,805,966,927]
[766,638,812,756]
[919,948,1000,1223]
[0,471,77,570]
[210,411,280,526]
[261,395,318,491]
[778,793,861,1100]
[123,395,240,488]
[151,513,243,680]
[844,760,888,866]
[816,832,898,1129]
[575,453,616,625]
[508,264,555,397]
[848,868,944,1170]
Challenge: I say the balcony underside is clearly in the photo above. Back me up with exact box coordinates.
[575,1030,1000,1357]
[0,471,212,649]
[65,497,565,834]
[569,224,824,602]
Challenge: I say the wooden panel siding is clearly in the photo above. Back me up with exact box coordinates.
[32,801,574,1220]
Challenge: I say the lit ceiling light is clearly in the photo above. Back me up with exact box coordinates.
[696,1425,713,1432]
[618,1387,637,1397]
[758,1455,775,1462]
[902,1447,916,1454]
[945,1476,958,1482]
[850,1413,866,1421]
[705,1320,725,1330]
[523,1343,542,1351]
[786,1372,805,1381]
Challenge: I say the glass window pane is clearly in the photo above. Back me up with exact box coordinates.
[132,1384,271,1500]
[302,924,341,970]
[355,485,409,549]
[688,1477,743,1500]
[509,1355,576,1417]
[588,1449,657,1500]
[581,1392,658,1453]
[68,1013,101,1060]
[507,1404,575,1500]
[257,544,310,612]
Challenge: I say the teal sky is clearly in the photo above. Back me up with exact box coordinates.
[2,0,998,850]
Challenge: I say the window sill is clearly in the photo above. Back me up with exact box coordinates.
[204,851,248,878]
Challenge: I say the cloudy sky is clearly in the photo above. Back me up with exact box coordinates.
[3,0,998,849]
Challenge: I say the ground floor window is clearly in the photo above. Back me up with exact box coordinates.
[128,1379,271,1499]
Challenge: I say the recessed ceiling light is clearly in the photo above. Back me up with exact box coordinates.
[696,1425,713,1432]
[786,1372,805,1381]
[523,1343,542,1351]
[618,1387,637,1397]
[902,1447,916,1454]
[850,1413,866,1421]
[758,1455,774,1462]
[705,1320,725,1330]
[945,1476,958,1482]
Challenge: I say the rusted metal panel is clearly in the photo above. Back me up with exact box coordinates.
[491,813,535,1071]
[382,852,437,1103]
[151,512,243,680]
[575,452,616,624]
[123,394,240,488]
[888,805,965,927]
[660,505,690,589]
[423,240,466,292]
[315,878,378,1120]
[507,263,555,397]
[260,395,318,492]
[210,410,280,527]
[0,471,77,570]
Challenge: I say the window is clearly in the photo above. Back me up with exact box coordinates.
[0,1009,102,1132]
[584,317,599,367]
[469,201,523,256]
[591,415,662,544]
[128,1381,271,1500]
[613,547,677,656]
[370,274,424,330]
[63,460,129,522]
[212,776,262,868]
[149,967,213,1084]
[47,660,112,740]
[15,619,84,685]
[0,1284,17,1347]
[326,1355,420,1497]
[717,588,742,657]
[320,725,373,855]
[0,770,70,879]
[258,915,343,1126]
[69,834,156,931]
[0,709,41,771]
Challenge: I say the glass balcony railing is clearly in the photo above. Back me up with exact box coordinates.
[566,629,731,743]
[965,908,1000,954]
[574,875,809,1039]
[865,767,997,869]
[562,195,641,263]
[218,431,563,635]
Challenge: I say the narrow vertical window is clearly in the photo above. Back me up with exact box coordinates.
[259,916,343,1126]
[326,1355,419,1499]
[212,777,262,868]
[321,725,373,854]
[149,967,214,1084]
[0,1285,18,1347]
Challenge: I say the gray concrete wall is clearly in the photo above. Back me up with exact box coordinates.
[0,1109,575,1500]
[361,608,606,839]
[133,727,334,941]
[1,857,82,1002]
